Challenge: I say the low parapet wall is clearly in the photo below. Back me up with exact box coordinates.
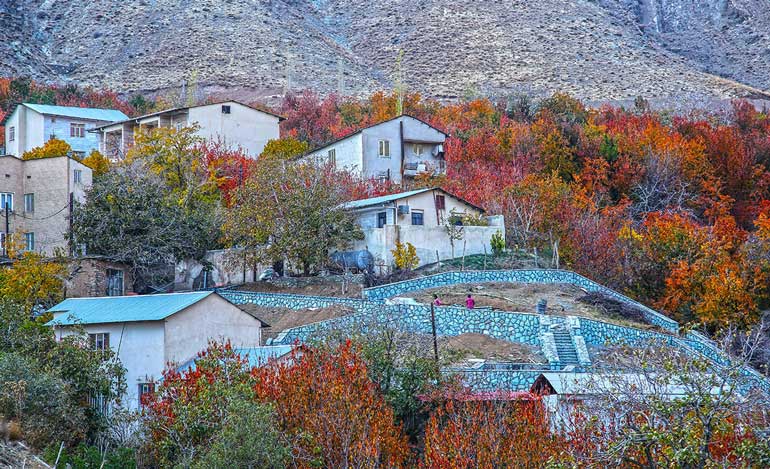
[362,269,680,332]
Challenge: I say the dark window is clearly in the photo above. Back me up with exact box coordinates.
[138,383,155,405]
[106,269,124,296]
[89,333,110,351]
[222,105,231,114]
[411,210,424,226]
[70,123,85,138]
[8,127,14,142]
[435,195,446,210]
[377,212,387,228]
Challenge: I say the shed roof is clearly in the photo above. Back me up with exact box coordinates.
[45,291,215,326]
[2,103,128,125]
[531,372,724,397]
[341,187,485,213]
[176,345,294,373]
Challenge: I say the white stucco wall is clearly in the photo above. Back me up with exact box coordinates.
[4,106,45,157]
[53,320,166,410]
[188,102,280,157]
[163,294,262,365]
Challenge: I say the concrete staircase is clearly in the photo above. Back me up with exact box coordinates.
[552,325,581,366]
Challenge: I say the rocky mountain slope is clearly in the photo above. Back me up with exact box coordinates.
[1,0,769,103]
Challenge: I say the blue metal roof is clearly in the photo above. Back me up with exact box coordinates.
[176,345,294,373]
[45,291,214,326]
[23,103,128,123]
[341,188,433,210]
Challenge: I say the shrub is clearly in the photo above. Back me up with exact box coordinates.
[21,138,72,160]
[392,241,420,271]
[490,230,505,256]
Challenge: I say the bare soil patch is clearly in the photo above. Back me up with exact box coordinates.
[239,303,355,344]
[237,278,363,298]
[439,333,546,365]
[411,282,656,330]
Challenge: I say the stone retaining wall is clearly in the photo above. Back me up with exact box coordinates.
[362,270,680,332]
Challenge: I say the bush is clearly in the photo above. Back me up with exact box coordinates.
[392,241,420,271]
[43,443,136,469]
[490,230,505,256]
[21,138,72,160]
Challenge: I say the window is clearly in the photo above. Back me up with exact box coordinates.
[74,169,82,184]
[378,139,390,157]
[435,195,446,210]
[138,383,155,405]
[411,210,424,226]
[221,105,231,114]
[106,269,124,297]
[327,149,336,166]
[24,232,34,251]
[23,193,33,213]
[377,212,387,228]
[413,143,423,155]
[0,233,6,254]
[70,122,85,138]
[89,333,110,351]
[0,192,12,211]
[8,127,14,142]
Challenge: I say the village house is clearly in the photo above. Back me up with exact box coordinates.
[307,115,446,184]
[92,100,283,160]
[46,292,265,410]
[0,154,92,255]
[1,103,128,158]
[341,187,504,272]
[64,256,135,298]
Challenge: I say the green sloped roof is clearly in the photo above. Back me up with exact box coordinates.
[23,103,128,122]
[45,291,214,326]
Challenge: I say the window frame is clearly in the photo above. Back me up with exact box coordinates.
[411,210,424,226]
[89,332,110,351]
[70,122,86,138]
[435,195,446,210]
[413,143,423,156]
[8,126,14,142]
[23,193,34,213]
[378,139,390,158]
[24,232,34,251]
[0,192,13,211]
[106,268,125,297]
[221,105,231,114]
[327,148,336,166]
[377,211,387,228]
[138,382,155,405]
[74,169,82,184]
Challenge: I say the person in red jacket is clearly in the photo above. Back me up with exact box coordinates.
[432,294,442,307]
[466,293,475,309]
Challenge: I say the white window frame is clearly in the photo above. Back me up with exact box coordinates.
[74,169,82,184]
[70,122,86,138]
[8,126,14,142]
[24,193,34,213]
[0,192,13,211]
[24,232,34,252]
[413,143,423,156]
[89,332,109,351]
[378,139,390,158]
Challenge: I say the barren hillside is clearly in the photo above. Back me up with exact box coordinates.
[1,0,769,103]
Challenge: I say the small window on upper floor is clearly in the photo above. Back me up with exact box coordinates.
[413,143,423,156]
[327,149,336,166]
[411,210,424,226]
[0,192,13,211]
[378,139,390,157]
[222,105,231,114]
[8,127,14,142]
[24,232,34,252]
[24,193,34,213]
[74,169,83,184]
[89,333,110,351]
[70,123,86,138]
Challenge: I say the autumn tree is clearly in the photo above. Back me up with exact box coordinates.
[21,138,73,160]
[81,149,111,176]
[224,157,362,275]
[0,241,66,313]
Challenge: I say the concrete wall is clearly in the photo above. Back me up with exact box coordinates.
[313,133,364,174]
[0,155,92,255]
[43,115,103,157]
[189,102,280,157]
[163,294,262,365]
[4,106,45,157]
[175,249,271,290]
[53,321,166,410]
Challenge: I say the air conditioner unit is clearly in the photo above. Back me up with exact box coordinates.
[397,205,410,215]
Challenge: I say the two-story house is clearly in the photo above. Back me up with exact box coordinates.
[2,103,129,158]
[47,292,265,410]
[93,100,283,160]
[0,154,92,256]
[341,187,504,272]
[307,115,447,184]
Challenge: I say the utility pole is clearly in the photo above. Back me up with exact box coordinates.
[430,302,439,367]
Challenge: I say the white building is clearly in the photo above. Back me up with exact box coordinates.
[341,187,504,272]
[46,291,264,410]
[93,100,283,160]
[307,115,446,184]
[1,103,128,158]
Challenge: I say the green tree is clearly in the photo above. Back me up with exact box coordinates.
[259,137,309,161]
[224,159,362,275]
